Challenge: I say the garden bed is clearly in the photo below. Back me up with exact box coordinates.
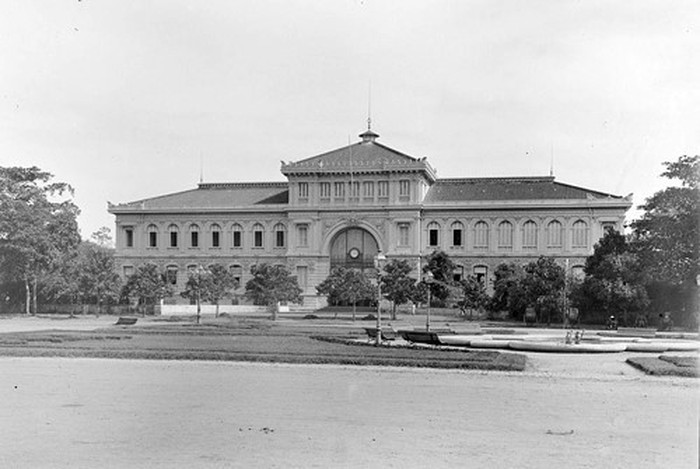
[626,355,699,378]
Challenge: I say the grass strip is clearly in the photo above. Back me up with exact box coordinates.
[626,356,699,378]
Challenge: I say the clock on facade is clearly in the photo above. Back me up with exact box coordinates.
[348,248,361,259]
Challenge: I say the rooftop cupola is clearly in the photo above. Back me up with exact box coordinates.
[359,129,379,143]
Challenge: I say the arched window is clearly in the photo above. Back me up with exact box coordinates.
[427,221,440,247]
[474,221,489,249]
[498,221,513,249]
[451,221,464,247]
[210,223,221,248]
[229,264,243,285]
[165,265,178,285]
[189,224,200,248]
[273,223,286,248]
[147,224,158,248]
[522,220,538,249]
[547,220,563,248]
[231,223,243,248]
[253,223,265,248]
[168,224,179,248]
[572,220,588,248]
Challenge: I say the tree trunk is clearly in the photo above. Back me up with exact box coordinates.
[352,301,356,322]
[391,303,397,320]
[24,278,30,315]
[215,301,220,318]
[31,277,38,315]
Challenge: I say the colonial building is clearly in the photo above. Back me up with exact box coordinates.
[108,129,631,308]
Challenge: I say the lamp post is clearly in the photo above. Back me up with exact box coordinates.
[374,250,386,346]
[424,271,433,331]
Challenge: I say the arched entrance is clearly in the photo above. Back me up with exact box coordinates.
[329,227,379,272]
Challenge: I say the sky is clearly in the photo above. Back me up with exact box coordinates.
[2,0,698,240]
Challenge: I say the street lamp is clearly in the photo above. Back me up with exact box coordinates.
[423,271,434,331]
[373,250,386,345]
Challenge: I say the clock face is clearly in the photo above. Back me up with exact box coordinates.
[348,248,361,259]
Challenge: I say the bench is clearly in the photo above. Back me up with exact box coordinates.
[115,317,138,326]
[364,327,397,341]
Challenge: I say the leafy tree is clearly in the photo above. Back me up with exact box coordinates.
[41,238,122,315]
[522,257,566,325]
[245,264,302,319]
[0,166,81,314]
[423,250,456,307]
[572,230,649,326]
[456,274,490,319]
[380,260,418,320]
[631,155,699,327]
[490,263,528,320]
[180,266,213,324]
[316,267,374,320]
[204,264,239,317]
[122,263,173,314]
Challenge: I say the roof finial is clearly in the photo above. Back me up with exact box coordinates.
[549,142,555,178]
[367,79,372,131]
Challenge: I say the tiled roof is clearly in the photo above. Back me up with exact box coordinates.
[425,177,626,203]
[281,140,437,181]
[108,182,288,212]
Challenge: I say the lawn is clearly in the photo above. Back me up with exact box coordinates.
[0,317,527,371]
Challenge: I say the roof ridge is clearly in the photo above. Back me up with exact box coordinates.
[198,181,287,189]
[437,176,555,183]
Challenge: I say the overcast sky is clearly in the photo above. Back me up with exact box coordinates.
[2,0,698,239]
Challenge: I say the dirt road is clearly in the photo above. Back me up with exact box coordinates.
[0,357,696,468]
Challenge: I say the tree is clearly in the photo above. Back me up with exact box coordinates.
[456,275,489,319]
[490,263,528,320]
[521,257,566,325]
[572,230,649,326]
[180,266,213,324]
[122,263,173,314]
[316,267,374,320]
[0,167,81,314]
[204,264,239,317]
[631,155,699,327]
[423,250,456,306]
[245,264,302,319]
[380,260,418,320]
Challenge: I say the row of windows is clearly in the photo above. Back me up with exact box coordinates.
[425,220,590,249]
[126,223,309,250]
[299,179,409,201]
[123,264,310,289]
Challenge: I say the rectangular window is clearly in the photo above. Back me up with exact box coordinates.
[297,225,308,247]
[254,230,263,247]
[334,181,345,199]
[429,229,439,246]
[212,231,220,248]
[298,182,309,199]
[474,266,487,285]
[378,181,389,198]
[350,181,360,198]
[275,230,285,248]
[363,181,374,198]
[191,231,199,248]
[125,229,134,248]
[399,180,410,197]
[169,232,177,248]
[149,232,157,248]
[123,265,134,278]
[398,224,410,246]
[453,229,463,247]
[233,230,242,248]
[320,182,331,199]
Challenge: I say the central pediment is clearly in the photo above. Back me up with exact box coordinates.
[281,133,436,182]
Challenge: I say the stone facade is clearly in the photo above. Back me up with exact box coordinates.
[108,130,631,308]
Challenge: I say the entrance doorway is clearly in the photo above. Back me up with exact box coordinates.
[329,227,379,272]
